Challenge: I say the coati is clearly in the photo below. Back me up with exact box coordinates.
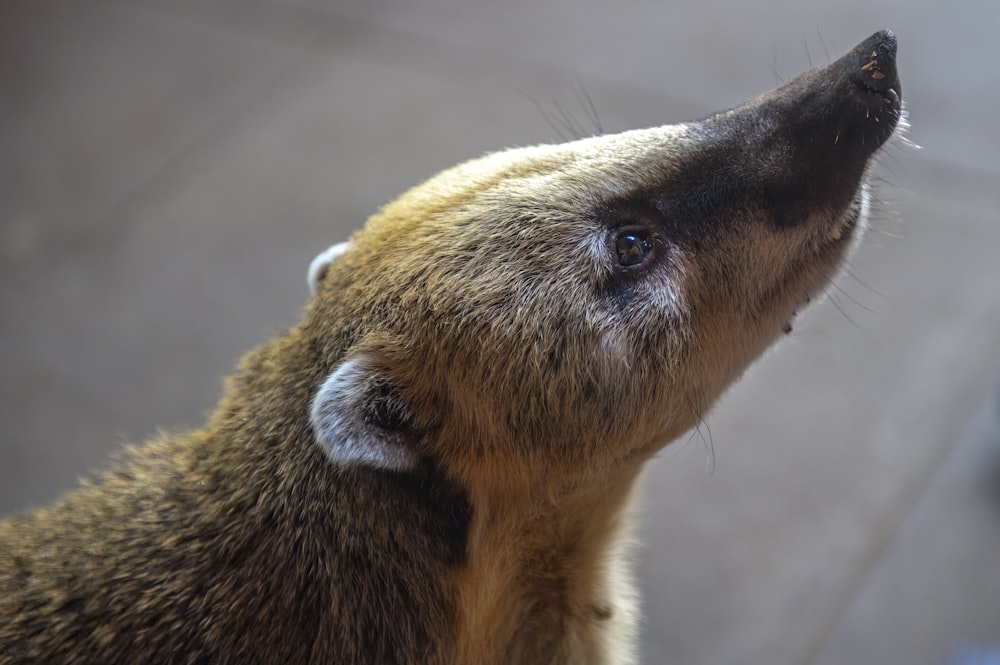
[0,30,903,665]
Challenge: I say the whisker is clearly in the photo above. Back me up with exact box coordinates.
[573,76,604,135]
[516,89,571,141]
[842,266,887,299]
[816,25,831,63]
[832,282,877,314]
[553,98,586,140]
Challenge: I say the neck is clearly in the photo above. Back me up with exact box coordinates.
[452,460,645,665]
[221,335,645,663]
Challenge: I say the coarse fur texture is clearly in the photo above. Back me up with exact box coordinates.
[0,31,904,664]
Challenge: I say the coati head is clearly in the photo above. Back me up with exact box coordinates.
[303,31,903,494]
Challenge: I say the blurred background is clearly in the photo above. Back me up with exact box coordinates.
[2,1,999,663]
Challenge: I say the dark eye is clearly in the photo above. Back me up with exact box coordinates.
[615,232,650,267]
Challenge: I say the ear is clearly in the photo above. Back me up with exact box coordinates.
[310,354,419,472]
[307,241,352,296]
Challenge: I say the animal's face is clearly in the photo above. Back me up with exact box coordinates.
[304,31,903,486]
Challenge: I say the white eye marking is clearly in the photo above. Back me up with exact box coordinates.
[308,241,353,296]
[310,355,418,472]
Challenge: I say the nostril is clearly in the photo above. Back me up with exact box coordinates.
[849,29,900,102]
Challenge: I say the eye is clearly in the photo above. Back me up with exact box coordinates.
[615,232,651,267]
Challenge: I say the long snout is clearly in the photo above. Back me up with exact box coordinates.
[685,30,903,228]
[793,28,902,155]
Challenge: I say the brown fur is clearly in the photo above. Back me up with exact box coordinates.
[1,31,902,664]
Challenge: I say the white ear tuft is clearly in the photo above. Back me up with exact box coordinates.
[308,241,353,296]
[310,355,418,472]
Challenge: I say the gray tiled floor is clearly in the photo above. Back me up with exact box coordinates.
[2,1,999,663]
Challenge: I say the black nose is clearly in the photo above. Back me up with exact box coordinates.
[851,29,899,94]
[844,29,901,139]
[663,30,904,229]
[761,28,904,162]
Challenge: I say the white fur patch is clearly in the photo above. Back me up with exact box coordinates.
[844,183,872,263]
[307,241,352,296]
[310,356,418,472]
